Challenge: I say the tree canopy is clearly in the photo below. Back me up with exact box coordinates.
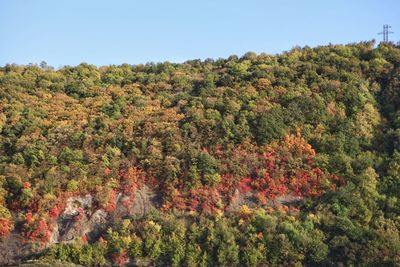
[1,41,400,266]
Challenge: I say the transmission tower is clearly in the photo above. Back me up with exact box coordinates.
[378,24,394,43]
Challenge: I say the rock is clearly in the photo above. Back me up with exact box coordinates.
[227,189,303,212]
[0,186,160,265]
[271,194,303,206]
[226,189,258,212]
[63,195,94,216]
[0,233,37,266]
[54,186,160,243]
[55,194,95,243]
[110,185,160,222]
[85,209,108,241]
[130,185,160,217]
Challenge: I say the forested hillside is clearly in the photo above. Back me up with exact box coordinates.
[1,41,400,266]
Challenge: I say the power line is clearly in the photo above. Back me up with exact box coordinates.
[378,24,394,43]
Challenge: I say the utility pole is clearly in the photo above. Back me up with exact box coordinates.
[378,24,394,43]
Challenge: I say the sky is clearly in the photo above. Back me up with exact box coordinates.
[0,0,399,67]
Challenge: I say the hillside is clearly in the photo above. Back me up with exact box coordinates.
[0,41,400,266]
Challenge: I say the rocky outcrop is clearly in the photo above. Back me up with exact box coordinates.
[51,194,108,243]
[0,233,37,265]
[51,186,159,244]
[227,189,303,212]
[0,185,300,265]
[0,185,160,266]
[111,185,159,222]
[226,189,258,212]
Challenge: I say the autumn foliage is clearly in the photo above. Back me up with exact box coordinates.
[0,218,13,237]
[112,250,129,265]
[161,130,337,212]
[24,217,52,243]
[246,130,332,204]
[1,42,399,266]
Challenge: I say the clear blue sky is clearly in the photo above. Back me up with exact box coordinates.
[1,0,399,67]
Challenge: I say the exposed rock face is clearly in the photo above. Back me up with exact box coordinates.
[85,209,109,240]
[226,189,258,212]
[0,233,37,266]
[0,186,159,266]
[111,185,159,222]
[272,194,303,205]
[51,194,109,243]
[227,189,303,212]
[51,186,159,244]
[0,185,299,265]
[55,194,97,243]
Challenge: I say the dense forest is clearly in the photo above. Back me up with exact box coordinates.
[0,41,400,266]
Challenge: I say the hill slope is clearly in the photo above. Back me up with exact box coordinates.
[1,41,400,266]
